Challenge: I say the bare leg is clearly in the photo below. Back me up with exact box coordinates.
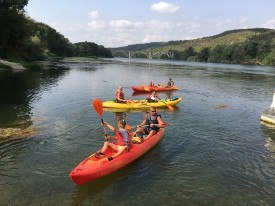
[112,146,127,159]
[134,127,145,135]
[143,130,156,141]
[100,141,110,153]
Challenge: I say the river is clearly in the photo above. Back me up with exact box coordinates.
[0,58,275,206]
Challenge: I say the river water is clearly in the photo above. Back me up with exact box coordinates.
[0,58,275,206]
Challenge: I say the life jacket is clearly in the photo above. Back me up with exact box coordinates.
[147,94,156,100]
[116,129,131,147]
[115,91,124,100]
[146,113,161,125]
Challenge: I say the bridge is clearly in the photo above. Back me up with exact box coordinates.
[111,50,174,59]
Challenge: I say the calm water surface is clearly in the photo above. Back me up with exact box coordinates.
[0,58,275,206]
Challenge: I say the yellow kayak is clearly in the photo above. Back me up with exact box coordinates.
[102,97,182,109]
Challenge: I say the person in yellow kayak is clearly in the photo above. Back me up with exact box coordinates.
[95,118,131,161]
[115,86,131,103]
[147,91,158,102]
[133,106,165,142]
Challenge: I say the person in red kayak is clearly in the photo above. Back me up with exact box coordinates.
[134,106,164,141]
[95,118,131,161]
[167,78,174,86]
[149,81,154,87]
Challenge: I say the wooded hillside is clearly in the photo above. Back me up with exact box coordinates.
[112,28,275,66]
[0,1,112,62]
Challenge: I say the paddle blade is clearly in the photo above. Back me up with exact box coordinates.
[125,124,132,132]
[166,104,174,110]
[93,99,103,117]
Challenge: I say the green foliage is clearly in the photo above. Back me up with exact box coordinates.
[73,42,112,57]
[0,0,30,58]
[0,1,112,63]
[197,47,211,62]
[116,28,275,66]
[34,22,74,58]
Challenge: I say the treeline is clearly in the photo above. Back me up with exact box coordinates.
[166,30,275,65]
[114,42,164,51]
[114,28,275,66]
[0,0,112,62]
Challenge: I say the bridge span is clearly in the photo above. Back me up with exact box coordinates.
[111,50,174,59]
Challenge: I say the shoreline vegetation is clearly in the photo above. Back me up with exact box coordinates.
[0,57,102,71]
[0,59,27,70]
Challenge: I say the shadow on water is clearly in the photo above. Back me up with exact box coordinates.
[69,171,127,206]
[68,158,152,205]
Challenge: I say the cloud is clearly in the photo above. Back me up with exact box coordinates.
[87,19,106,30]
[87,10,106,30]
[110,20,144,30]
[142,34,165,43]
[262,19,275,29]
[89,10,99,19]
[150,1,180,14]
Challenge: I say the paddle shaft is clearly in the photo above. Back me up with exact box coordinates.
[93,99,108,137]
[156,97,174,110]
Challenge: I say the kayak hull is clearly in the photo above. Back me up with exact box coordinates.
[70,128,165,185]
[102,98,182,109]
[132,85,178,92]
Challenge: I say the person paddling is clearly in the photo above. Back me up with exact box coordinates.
[95,119,131,161]
[134,106,164,141]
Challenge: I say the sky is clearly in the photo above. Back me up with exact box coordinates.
[26,0,275,48]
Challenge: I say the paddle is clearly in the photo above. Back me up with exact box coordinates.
[157,96,174,110]
[92,99,108,138]
[125,124,132,132]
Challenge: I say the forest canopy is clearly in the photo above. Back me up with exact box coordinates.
[0,0,112,61]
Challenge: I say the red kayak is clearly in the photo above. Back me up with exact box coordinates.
[70,128,165,185]
[132,85,178,92]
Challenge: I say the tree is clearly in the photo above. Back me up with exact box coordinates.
[182,47,197,60]
[197,47,210,62]
[0,0,30,59]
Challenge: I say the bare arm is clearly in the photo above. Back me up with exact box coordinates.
[102,122,119,133]
[137,118,147,127]
[150,116,164,128]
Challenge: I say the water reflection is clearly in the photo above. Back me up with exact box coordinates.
[261,122,275,156]
[132,90,176,99]
[0,66,69,138]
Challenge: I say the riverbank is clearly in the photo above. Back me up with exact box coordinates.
[0,59,27,70]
